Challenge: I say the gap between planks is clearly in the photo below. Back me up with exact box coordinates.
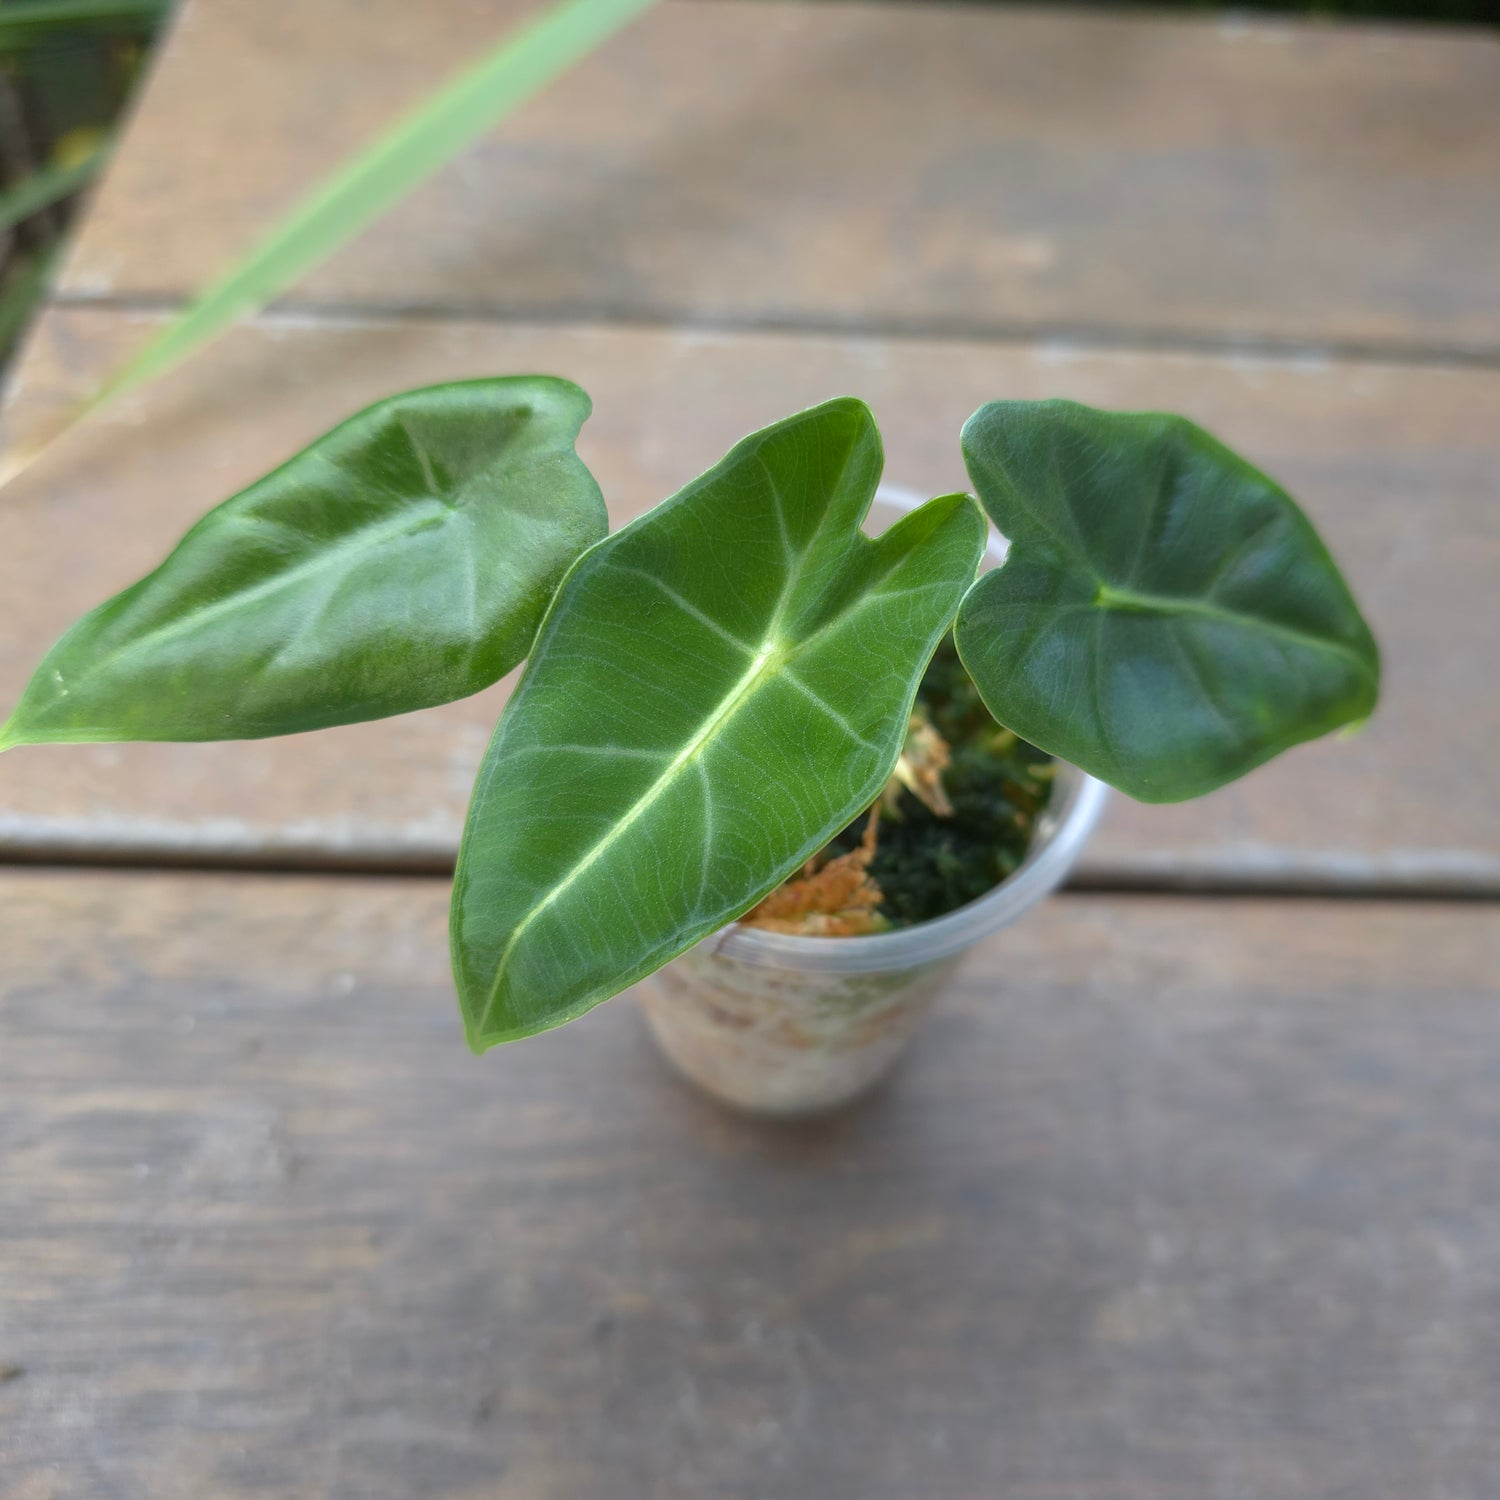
[45,292,1500,375]
[1,845,1494,903]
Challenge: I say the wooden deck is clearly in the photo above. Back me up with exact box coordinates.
[2,2,1497,1495]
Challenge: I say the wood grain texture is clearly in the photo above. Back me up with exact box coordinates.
[3,307,1496,890]
[1,869,1498,1497]
[53,0,1500,353]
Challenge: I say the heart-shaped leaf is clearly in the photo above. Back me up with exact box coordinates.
[452,398,986,1047]
[954,400,1379,802]
[0,377,606,748]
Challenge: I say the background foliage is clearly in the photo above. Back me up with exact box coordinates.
[0,0,170,370]
[0,0,1492,375]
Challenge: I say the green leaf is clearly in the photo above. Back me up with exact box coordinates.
[0,377,606,748]
[0,146,107,235]
[452,398,987,1048]
[954,399,1379,803]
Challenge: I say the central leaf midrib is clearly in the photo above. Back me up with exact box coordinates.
[77,501,455,685]
[474,638,785,1035]
[994,465,1373,686]
[1094,583,1374,680]
[474,542,933,1031]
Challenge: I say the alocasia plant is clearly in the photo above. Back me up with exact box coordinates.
[0,381,1378,1048]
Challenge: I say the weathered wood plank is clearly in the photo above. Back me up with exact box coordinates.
[1,869,1497,1497]
[3,307,1496,891]
[55,0,1500,353]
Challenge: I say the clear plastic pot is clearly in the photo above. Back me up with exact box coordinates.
[637,761,1106,1115]
[637,486,1108,1116]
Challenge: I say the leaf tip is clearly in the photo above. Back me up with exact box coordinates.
[457,987,498,1055]
[462,1022,496,1057]
[0,427,57,491]
[460,1001,549,1055]
[453,958,529,1055]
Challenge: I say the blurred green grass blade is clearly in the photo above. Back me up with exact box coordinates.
[83,0,659,415]
[0,146,106,233]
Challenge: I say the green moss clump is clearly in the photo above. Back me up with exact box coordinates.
[819,635,1054,927]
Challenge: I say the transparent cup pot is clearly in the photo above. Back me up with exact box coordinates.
[638,759,1108,1117]
[636,485,1107,1114]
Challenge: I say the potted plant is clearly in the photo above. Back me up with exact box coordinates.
[0,382,1378,1112]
